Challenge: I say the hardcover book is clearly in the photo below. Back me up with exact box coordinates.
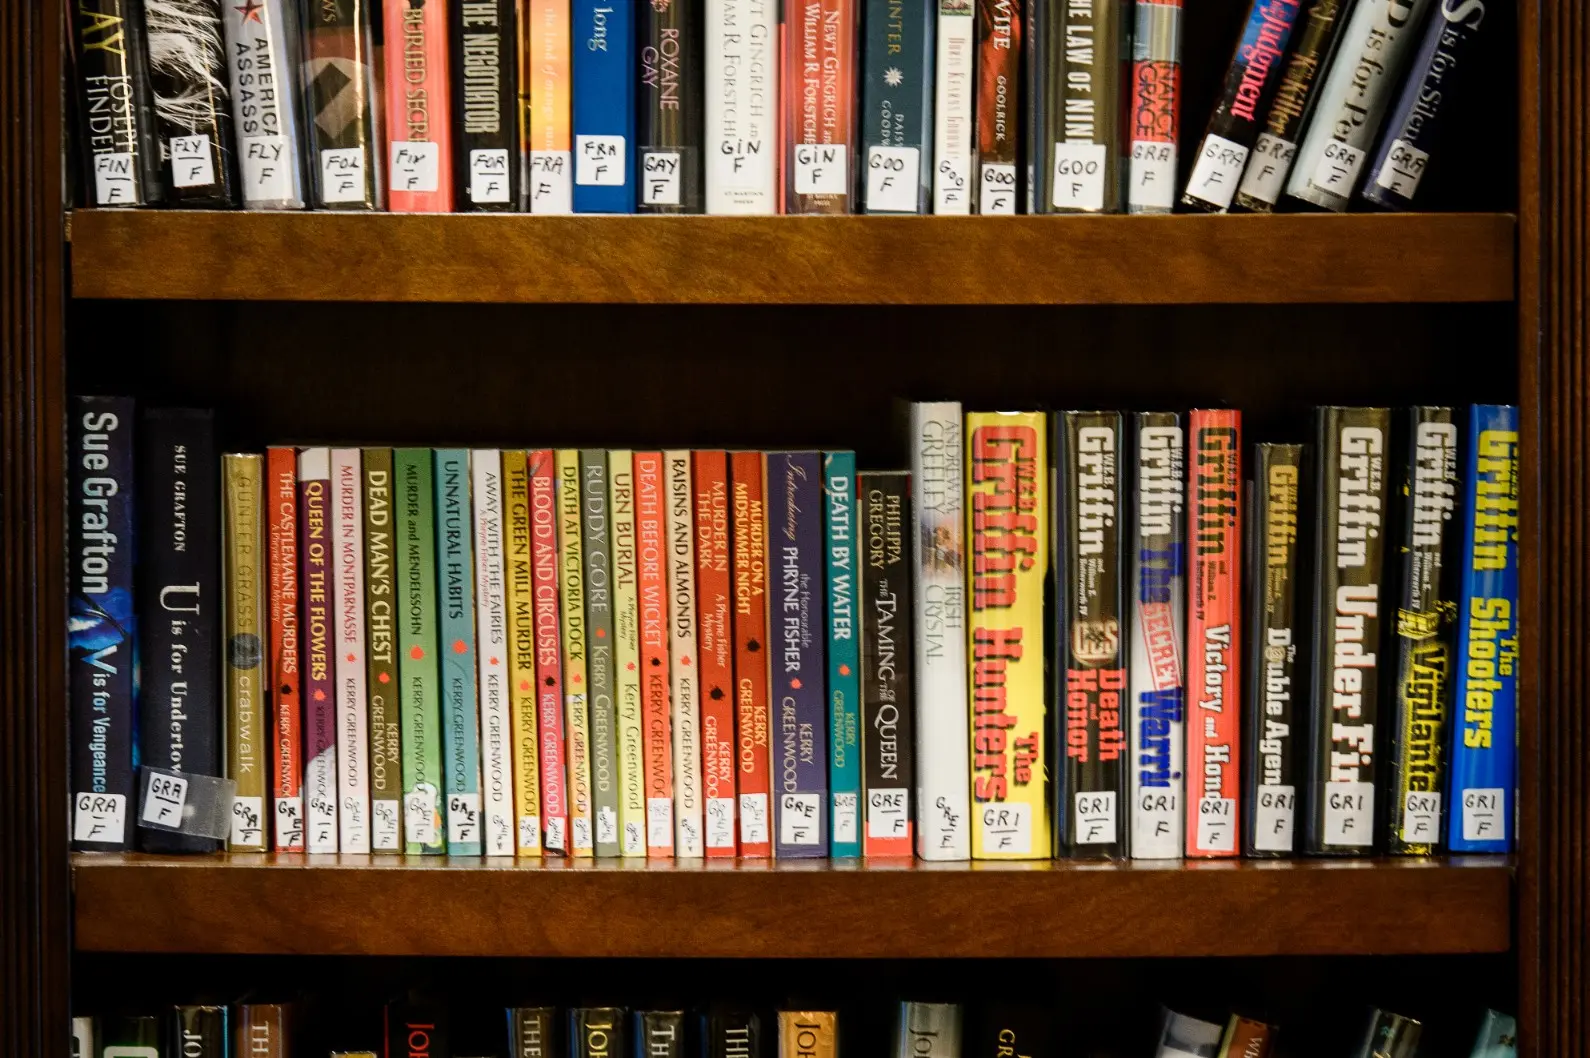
[299,447,340,853]
[1129,414,1186,860]
[1447,404,1519,853]
[303,0,384,209]
[474,449,517,855]
[386,1004,449,1058]
[968,1006,1052,1058]
[572,1009,627,1058]
[396,448,445,854]
[967,411,1049,859]
[778,1014,837,1058]
[861,0,934,213]
[1468,1011,1518,1058]
[1046,0,1125,213]
[145,0,237,206]
[1351,1011,1421,1058]
[1155,1010,1223,1057]
[636,1011,687,1058]
[267,446,304,850]
[893,1003,960,1058]
[73,0,163,206]
[137,409,221,853]
[975,0,1019,213]
[638,0,704,211]
[531,450,571,852]
[102,1016,161,1057]
[70,397,137,851]
[572,0,638,211]
[582,450,623,856]
[666,450,705,855]
[705,0,779,212]
[503,450,544,854]
[694,451,739,856]
[174,1006,229,1058]
[861,471,915,857]
[1217,1016,1275,1058]
[385,0,456,211]
[1127,0,1182,213]
[235,1006,289,1058]
[452,0,519,210]
[223,452,268,851]
[933,0,976,213]
[1024,0,1055,211]
[1305,407,1393,855]
[731,451,773,854]
[331,448,372,854]
[557,450,595,854]
[363,449,403,853]
[784,0,858,213]
[706,1009,762,1058]
[637,451,677,855]
[611,450,649,855]
[824,452,862,856]
[524,0,575,211]
[221,0,308,208]
[510,1008,557,1058]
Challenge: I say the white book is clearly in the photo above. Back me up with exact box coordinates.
[297,447,339,853]
[909,403,972,859]
[932,0,975,214]
[472,450,516,856]
[330,448,371,853]
[704,0,779,213]
[664,450,705,856]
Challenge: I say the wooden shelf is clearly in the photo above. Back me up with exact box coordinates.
[71,853,1512,958]
[66,210,1517,305]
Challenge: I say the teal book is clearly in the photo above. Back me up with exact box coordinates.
[860,0,935,212]
[825,451,862,857]
[396,448,445,854]
[1468,1011,1517,1057]
[435,449,484,855]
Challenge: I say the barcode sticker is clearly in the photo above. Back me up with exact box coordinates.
[935,154,971,214]
[866,146,920,213]
[978,801,1031,854]
[641,151,682,205]
[170,134,215,189]
[1375,138,1429,200]
[832,791,859,844]
[404,787,438,847]
[1322,781,1375,847]
[1129,141,1176,210]
[529,150,574,212]
[230,795,266,848]
[780,792,822,846]
[1050,141,1107,211]
[519,814,542,851]
[576,135,627,186]
[308,793,338,851]
[739,792,769,847]
[1184,134,1249,210]
[597,805,619,845]
[1310,140,1366,198]
[275,797,304,849]
[867,788,908,839]
[1253,785,1295,853]
[93,153,137,205]
[1195,796,1236,852]
[707,797,736,849]
[470,148,512,203]
[979,162,1017,214]
[794,143,848,196]
[371,798,400,850]
[1402,790,1441,844]
[1462,787,1505,842]
[647,797,673,848]
[320,147,367,204]
[74,792,127,844]
[241,135,293,201]
[1074,790,1117,844]
[1238,133,1295,205]
[141,771,189,827]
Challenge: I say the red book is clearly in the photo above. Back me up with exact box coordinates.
[693,451,738,857]
[383,0,454,211]
[636,452,676,857]
[730,451,773,856]
[1185,409,1242,858]
[783,0,857,213]
[530,449,570,853]
[267,447,304,851]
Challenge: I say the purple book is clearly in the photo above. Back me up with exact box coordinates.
[297,448,340,853]
[768,451,830,857]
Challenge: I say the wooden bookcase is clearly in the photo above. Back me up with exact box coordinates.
[2,0,1587,1054]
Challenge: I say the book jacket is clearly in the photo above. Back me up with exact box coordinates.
[825,451,863,856]
[503,450,544,854]
[396,448,445,854]
[145,0,237,206]
[304,0,384,209]
[299,448,340,852]
[223,452,268,850]
[572,0,638,211]
[364,448,403,852]
[556,450,595,855]
[267,445,304,849]
[666,450,705,855]
[474,449,516,854]
[331,448,371,854]
[731,451,773,854]
[74,0,163,206]
[612,450,649,855]
[531,450,571,852]
[694,450,739,856]
[452,0,519,209]
[384,0,456,211]
[582,450,622,856]
[636,451,676,855]
[861,470,915,857]
[221,0,308,208]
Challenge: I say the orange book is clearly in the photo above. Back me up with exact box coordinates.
[524,0,574,212]
[730,451,773,856]
[693,451,738,857]
[635,452,675,857]
[384,0,454,212]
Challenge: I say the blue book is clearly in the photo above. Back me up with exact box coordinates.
[572,0,638,212]
[824,452,862,857]
[435,449,484,854]
[1468,1010,1517,1058]
[1447,405,1519,853]
[769,451,830,857]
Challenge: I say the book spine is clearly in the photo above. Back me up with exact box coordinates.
[1128,414,1185,860]
[267,446,304,850]
[524,0,575,210]
[1361,0,1492,209]
[967,412,1050,859]
[363,449,403,853]
[581,450,623,856]
[974,0,1019,213]
[530,450,571,852]
[1025,0,1051,211]
[234,1007,288,1058]
[384,0,456,211]
[144,0,237,205]
[503,451,544,854]
[73,1,164,205]
[1219,1017,1278,1058]
[1185,410,1242,858]
[910,401,972,860]
[665,450,706,855]
[784,0,858,213]
[637,1012,687,1058]
[173,1006,229,1058]
[1243,443,1305,857]
[707,1009,763,1058]
[223,453,268,850]
[611,450,649,856]
[68,415,137,852]
[221,0,307,208]
[1054,412,1126,858]
[395,448,445,854]
[474,449,517,855]
[104,1017,162,1056]
[933,0,976,214]
[557,450,595,854]
[1046,0,1125,213]
[1126,0,1182,213]
[860,0,933,214]
[778,1013,838,1058]
[824,452,862,856]
[330,448,371,854]
[769,451,830,855]
[694,451,739,856]
[731,451,773,854]
[1180,0,1304,212]
[638,0,705,211]
[298,448,340,852]
[136,409,221,853]
[1285,0,1436,210]
[572,1010,628,1058]
[861,471,915,857]
[452,0,520,210]
[1306,407,1393,854]
[1386,410,1460,854]
[1232,0,1354,212]
[1447,404,1519,853]
[573,0,638,211]
[386,1005,450,1058]
[509,1008,557,1058]
[303,0,384,209]
[636,452,677,855]
[894,1003,961,1058]
[705,0,780,212]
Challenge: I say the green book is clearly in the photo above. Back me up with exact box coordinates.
[363,448,403,853]
[396,448,445,854]
[435,449,483,855]
[581,450,621,856]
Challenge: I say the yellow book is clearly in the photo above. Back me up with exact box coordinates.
[557,449,595,856]
[502,450,542,855]
[965,411,1050,859]
[609,450,648,856]
[222,453,268,851]
[778,1012,838,1058]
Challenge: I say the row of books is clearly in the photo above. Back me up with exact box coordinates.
[72,0,1495,214]
[67,400,1520,860]
[71,1003,1520,1058]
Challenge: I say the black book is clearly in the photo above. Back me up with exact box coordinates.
[1305,407,1393,856]
[1242,442,1307,858]
[101,1016,161,1058]
[571,1009,627,1058]
[142,0,238,205]
[136,409,222,852]
[859,471,915,857]
[73,0,165,205]
[636,0,703,212]
[634,1012,686,1058]
[451,0,519,210]
[174,1006,229,1058]
[966,1006,1054,1058]
[703,1008,762,1058]
[303,0,385,210]
[1054,412,1128,858]
[509,1009,557,1058]
[388,1002,451,1058]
